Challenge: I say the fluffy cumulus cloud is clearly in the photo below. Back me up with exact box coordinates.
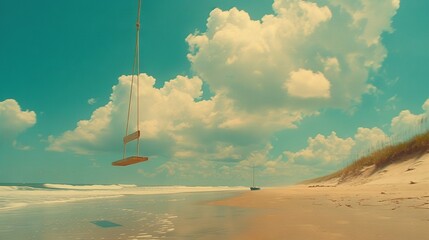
[282,98,429,171]
[48,0,400,183]
[88,98,96,105]
[285,132,355,165]
[285,69,330,98]
[283,127,389,169]
[186,0,399,111]
[354,127,389,153]
[329,0,400,45]
[47,74,303,159]
[390,98,429,141]
[48,74,205,155]
[0,99,36,146]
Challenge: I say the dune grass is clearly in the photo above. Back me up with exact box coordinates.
[307,130,429,184]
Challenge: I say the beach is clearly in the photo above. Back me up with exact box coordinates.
[213,184,429,240]
[1,154,428,239]
[213,154,429,240]
[1,183,427,240]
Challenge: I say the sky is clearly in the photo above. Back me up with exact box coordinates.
[1,0,428,186]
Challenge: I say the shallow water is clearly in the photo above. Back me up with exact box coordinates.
[0,191,251,240]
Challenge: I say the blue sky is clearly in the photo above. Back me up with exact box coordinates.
[1,0,428,186]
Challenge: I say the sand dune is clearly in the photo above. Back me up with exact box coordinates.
[213,153,429,240]
[316,150,429,186]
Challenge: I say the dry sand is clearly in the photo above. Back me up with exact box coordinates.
[212,153,429,240]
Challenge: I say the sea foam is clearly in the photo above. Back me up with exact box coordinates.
[0,183,245,212]
[43,183,137,190]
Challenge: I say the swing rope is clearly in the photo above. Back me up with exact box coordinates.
[123,0,141,159]
[136,0,141,156]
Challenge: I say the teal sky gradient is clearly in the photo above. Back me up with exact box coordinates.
[1,0,428,186]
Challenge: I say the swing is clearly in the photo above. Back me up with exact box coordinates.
[112,0,148,166]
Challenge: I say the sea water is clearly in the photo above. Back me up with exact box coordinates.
[0,183,249,240]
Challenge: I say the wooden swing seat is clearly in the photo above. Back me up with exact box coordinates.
[111,0,148,167]
[123,131,140,144]
[112,156,149,166]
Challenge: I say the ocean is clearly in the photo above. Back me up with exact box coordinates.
[0,183,249,240]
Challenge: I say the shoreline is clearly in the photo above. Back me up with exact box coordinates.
[0,184,246,213]
[0,191,247,240]
[211,183,429,240]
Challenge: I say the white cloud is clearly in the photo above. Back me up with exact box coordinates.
[281,98,429,173]
[354,127,389,146]
[285,132,355,165]
[390,99,429,141]
[47,0,400,182]
[88,98,96,105]
[281,126,391,168]
[422,99,429,112]
[47,101,114,154]
[275,126,390,182]
[272,0,332,35]
[353,127,389,154]
[0,99,36,146]
[237,144,276,168]
[284,69,330,98]
[323,57,340,73]
[48,74,206,155]
[47,74,304,160]
[12,140,31,151]
[186,0,398,111]
[329,0,400,46]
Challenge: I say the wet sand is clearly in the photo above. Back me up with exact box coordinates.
[0,191,248,240]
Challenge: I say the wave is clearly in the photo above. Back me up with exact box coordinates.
[40,195,123,204]
[0,186,39,191]
[0,202,29,211]
[0,186,20,191]
[43,183,137,190]
[0,184,246,212]
[0,195,123,212]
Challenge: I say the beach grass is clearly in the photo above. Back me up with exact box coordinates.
[306,130,429,184]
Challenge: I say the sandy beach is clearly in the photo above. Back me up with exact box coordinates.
[212,154,429,240]
[0,155,428,240]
